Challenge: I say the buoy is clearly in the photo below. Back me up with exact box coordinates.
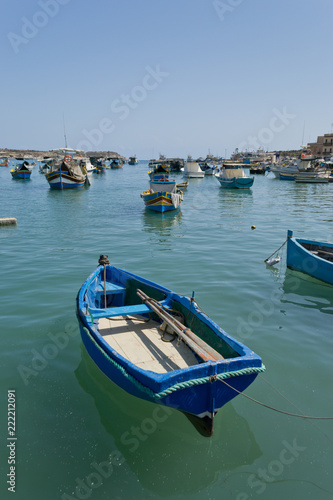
[0,218,17,226]
[251,225,256,230]
[265,256,281,266]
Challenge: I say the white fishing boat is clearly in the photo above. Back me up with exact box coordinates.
[184,161,204,178]
[215,164,254,189]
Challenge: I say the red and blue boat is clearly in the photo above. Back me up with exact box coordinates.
[141,178,183,213]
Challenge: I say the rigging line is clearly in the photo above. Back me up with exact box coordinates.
[220,379,333,420]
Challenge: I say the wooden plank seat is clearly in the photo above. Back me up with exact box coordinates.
[96,282,126,295]
[89,299,170,320]
[317,249,333,257]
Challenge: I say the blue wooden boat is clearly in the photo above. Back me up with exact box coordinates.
[45,158,86,189]
[10,161,32,179]
[110,159,123,169]
[279,173,295,180]
[215,165,254,188]
[128,156,138,165]
[286,230,333,285]
[141,178,183,212]
[76,256,265,436]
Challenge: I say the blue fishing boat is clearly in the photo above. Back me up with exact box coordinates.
[110,159,123,169]
[279,173,295,180]
[45,156,87,189]
[128,156,138,165]
[286,230,333,285]
[76,256,265,436]
[215,165,254,188]
[10,161,32,180]
[0,157,9,167]
[141,178,183,212]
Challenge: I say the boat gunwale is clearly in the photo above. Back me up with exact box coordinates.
[77,265,263,393]
[289,235,333,263]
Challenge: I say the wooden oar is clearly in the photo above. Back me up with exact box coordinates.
[136,289,224,362]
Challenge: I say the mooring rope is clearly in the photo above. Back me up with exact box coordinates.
[220,378,333,420]
[264,236,289,263]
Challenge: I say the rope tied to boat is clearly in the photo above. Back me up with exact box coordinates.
[264,236,289,264]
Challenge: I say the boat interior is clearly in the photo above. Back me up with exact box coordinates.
[86,272,240,372]
[301,242,333,262]
[98,315,199,373]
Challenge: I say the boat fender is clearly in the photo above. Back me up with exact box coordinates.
[265,256,281,266]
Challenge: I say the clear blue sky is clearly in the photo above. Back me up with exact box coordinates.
[2,0,333,159]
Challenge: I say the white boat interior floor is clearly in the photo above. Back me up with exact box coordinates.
[98,315,198,373]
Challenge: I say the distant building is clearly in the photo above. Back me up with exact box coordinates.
[308,133,333,157]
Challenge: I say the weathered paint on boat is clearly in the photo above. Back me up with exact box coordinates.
[76,260,265,435]
[286,230,333,285]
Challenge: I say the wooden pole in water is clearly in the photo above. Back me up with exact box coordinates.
[136,289,224,362]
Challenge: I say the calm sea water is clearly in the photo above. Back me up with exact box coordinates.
[1,160,333,500]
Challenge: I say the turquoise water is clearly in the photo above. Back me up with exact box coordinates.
[1,161,333,500]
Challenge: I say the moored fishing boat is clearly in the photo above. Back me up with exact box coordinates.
[215,164,254,188]
[200,163,218,175]
[128,156,138,165]
[10,161,32,179]
[286,230,333,285]
[45,152,87,189]
[176,180,188,191]
[141,178,183,212]
[0,157,9,167]
[294,168,330,183]
[110,159,123,169]
[148,163,170,180]
[184,161,204,178]
[76,256,265,435]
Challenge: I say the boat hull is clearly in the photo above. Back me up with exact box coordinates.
[141,191,182,212]
[286,230,333,285]
[279,173,295,180]
[45,171,85,189]
[216,176,254,189]
[11,170,31,179]
[77,263,264,435]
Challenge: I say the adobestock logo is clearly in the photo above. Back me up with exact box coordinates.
[75,65,169,152]
[237,107,296,152]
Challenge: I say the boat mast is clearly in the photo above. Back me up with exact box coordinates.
[63,113,68,149]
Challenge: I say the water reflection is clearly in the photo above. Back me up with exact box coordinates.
[75,346,262,496]
[281,269,333,314]
[141,209,184,249]
[217,188,253,215]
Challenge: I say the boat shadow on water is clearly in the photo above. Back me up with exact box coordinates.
[75,345,262,495]
[281,270,333,314]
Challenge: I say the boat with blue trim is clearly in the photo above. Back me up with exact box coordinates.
[286,230,333,285]
[141,178,183,213]
[76,256,265,435]
[10,161,32,179]
[128,156,138,165]
[215,164,254,188]
[45,149,87,189]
